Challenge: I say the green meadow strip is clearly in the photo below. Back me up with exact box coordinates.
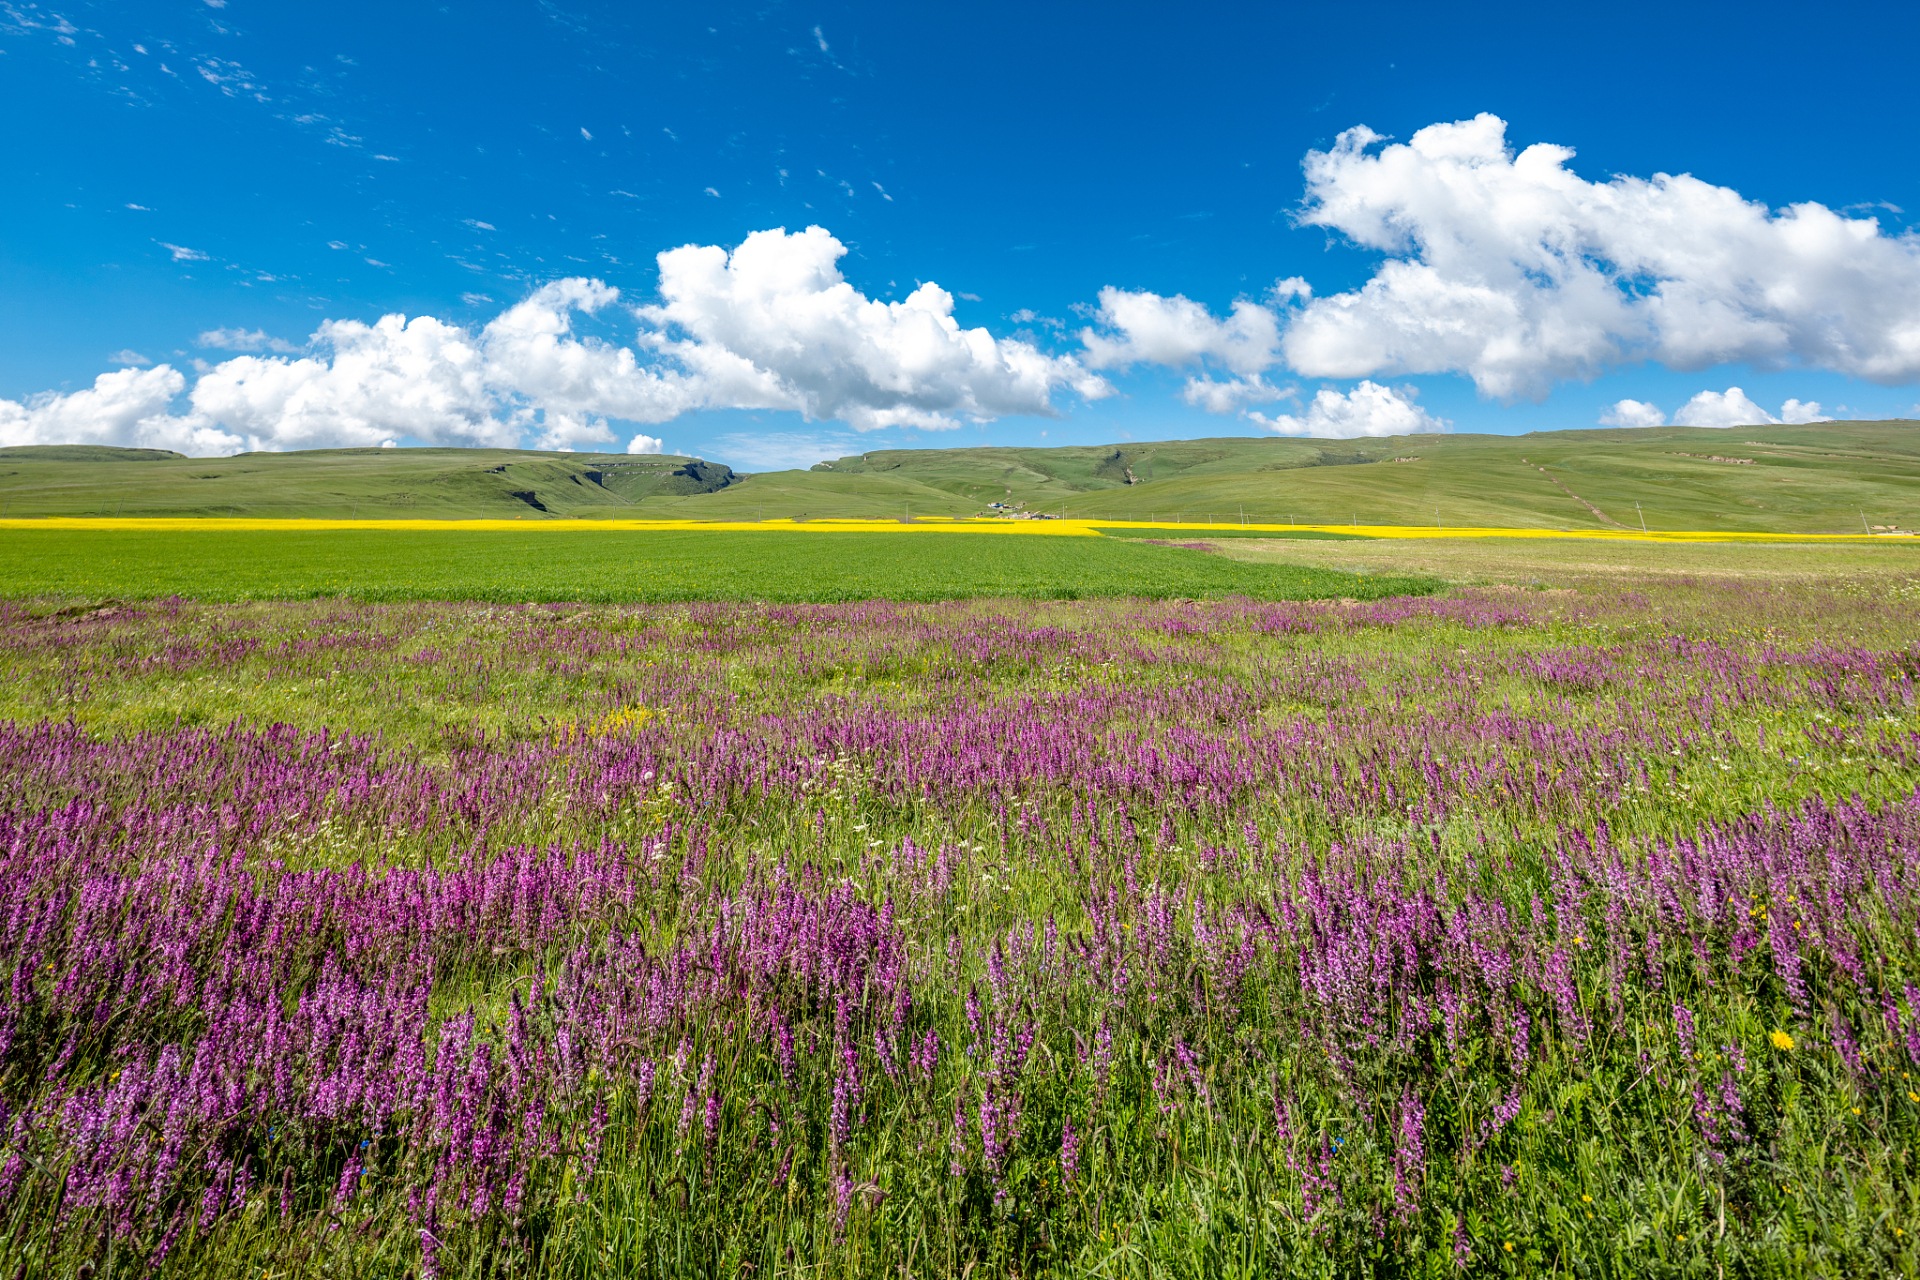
[0,528,1434,603]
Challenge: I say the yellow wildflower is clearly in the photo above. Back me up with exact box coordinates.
[1770,1030,1795,1050]
[590,705,653,736]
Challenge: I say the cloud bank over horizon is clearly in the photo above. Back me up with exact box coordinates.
[5,116,1912,457]
[1601,388,1833,430]
[2,227,1109,457]
[1247,381,1451,437]
[1072,113,1919,432]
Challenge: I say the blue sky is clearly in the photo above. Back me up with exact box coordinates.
[4,0,1919,467]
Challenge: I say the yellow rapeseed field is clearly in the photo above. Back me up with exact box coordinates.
[0,516,1904,543]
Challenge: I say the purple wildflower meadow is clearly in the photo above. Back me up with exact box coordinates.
[0,582,1914,1274]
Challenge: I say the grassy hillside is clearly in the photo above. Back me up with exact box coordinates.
[2,421,1916,532]
[0,447,740,520]
[778,422,1920,534]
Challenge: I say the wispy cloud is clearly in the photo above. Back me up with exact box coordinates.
[196,327,299,354]
[710,431,853,472]
[158,242,209,262]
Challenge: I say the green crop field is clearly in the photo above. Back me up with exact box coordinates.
[0,528,1435,604]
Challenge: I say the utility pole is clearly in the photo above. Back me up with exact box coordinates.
[1436,507,1441,531]
[1637,502,1647,533]
[1862,510,1872,535]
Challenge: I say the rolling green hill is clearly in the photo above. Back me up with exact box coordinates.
[1,421,1916,533]
[0,446,741,520]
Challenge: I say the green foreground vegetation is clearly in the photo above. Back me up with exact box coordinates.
[0,527,1434,603]
[3,419,1917,532]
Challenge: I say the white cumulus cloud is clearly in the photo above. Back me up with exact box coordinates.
[626,434,665,455]
[1246,380,1450,437]
[531,412,618,452]
[637,225,1107,431]
[0,225,1106,455]
[1073,281,1318,415]
[1671,387,1833,429]
[1603,389,1833,428]
[0,366,233,455]
[1075,288,1298,417]
[185,313,508,451]
[1079,287,1283,377]
[1674,388,1772,429]
[1778,398,1831,424]
[1282,114,1920,398]
[1180,374,1292,414]
[483,278,697,424]
[1598,398,1668,428]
